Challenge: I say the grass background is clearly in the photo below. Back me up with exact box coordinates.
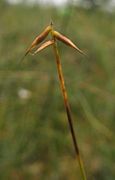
[0,2,115,179]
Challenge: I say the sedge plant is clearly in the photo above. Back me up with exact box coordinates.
[21,22,87,180]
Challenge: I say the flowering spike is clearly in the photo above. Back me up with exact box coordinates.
[53,31,86,56]
[33,40,54,55]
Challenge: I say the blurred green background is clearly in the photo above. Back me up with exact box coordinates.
[0,0,115,179]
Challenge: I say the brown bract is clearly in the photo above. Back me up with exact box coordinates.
[23,25,52,58]
[33,40,54,54]
[53,31,86,56]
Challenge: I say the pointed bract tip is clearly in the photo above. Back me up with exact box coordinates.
[50,20,53,27]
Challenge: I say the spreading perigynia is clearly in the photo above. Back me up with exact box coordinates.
[21,23,86,62]
[20,25,52,62]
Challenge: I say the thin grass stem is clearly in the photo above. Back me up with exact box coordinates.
[52,36,87,180]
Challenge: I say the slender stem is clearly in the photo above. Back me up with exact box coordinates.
[52,37,87,180]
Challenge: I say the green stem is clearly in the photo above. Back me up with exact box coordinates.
[52,37,87,180]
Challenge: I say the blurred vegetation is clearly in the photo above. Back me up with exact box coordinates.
[81,0,110,8]
[0,1,115,180]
